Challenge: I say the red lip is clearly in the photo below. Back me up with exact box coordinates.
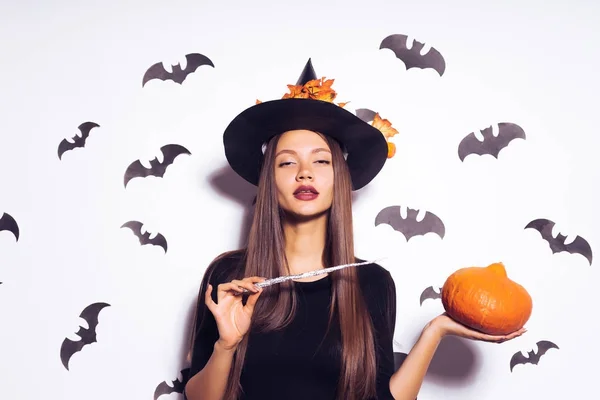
[293,185,319,201]
[294,185,319,195]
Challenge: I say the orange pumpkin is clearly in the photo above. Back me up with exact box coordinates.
[441,262,532,335]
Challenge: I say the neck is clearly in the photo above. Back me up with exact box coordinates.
[282,212,328,275]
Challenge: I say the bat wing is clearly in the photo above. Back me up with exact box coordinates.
[525,218,593,264]
[525,218,554,236]
[153,381,177,399]
[374,205,402,229]
[160,144,192,167]
[78,121,100,137]
[564,234,593,265]
[60,337,85,370]
[457,132,483,161]
[490,123,526,158]
[80,302,110,334]
[184,53,214,74]
[355,108,377,123]
[121,220,144,238]
[149,232,168,253]
[421,211,446,239]
[142,62,170,87]
[58,138,80,159]
[536,340,559,356]
[123,160,152,188]
[509,351,530,372]
[419,286,441,306]
[57,122,99,160]
[498,122,526,141]
[421,46,446,76]
[0,212,19,241]
[154,367,191,400]
[380,34,445,76]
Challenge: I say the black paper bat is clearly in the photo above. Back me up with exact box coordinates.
[393,351,409,371]
[525,218,593,265]
[123,144,191,188]
[355,108,377,123]
[142,53,214,86]
[375,205,445,241]
[458,122,526,161]
[154,367,191,400]
[60,302,110,370]
[121,220,168,253]
[57,121,100,160]
[420,286,441,306]
[392,349,417,399]
[0,212,19,241]
[510,340,559,372]
[379,34,446,76]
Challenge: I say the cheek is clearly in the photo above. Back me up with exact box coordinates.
[274,169,295,194]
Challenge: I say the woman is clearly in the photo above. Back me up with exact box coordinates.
[184,59,525,400]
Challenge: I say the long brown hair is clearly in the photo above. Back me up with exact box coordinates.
[215,131,377,400]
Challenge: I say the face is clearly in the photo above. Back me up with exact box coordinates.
[273,130,334,219]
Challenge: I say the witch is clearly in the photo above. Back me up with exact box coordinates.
[184,59,524,400]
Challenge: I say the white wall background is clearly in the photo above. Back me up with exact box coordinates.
[1,0,599,399]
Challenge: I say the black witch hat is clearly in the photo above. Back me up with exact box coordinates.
[222,59,394,191]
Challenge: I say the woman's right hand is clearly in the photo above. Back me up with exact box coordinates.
[205,277,265,351]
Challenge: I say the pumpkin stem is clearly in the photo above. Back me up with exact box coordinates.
[486,262,507,277]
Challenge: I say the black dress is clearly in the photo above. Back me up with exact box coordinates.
[188,250,397,399]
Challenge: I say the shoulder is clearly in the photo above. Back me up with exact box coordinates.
[355,258,396,311]
[355,258,397,329]
[202,248,246,286]
[355,258,396,292]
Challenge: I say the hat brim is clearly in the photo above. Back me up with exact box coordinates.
[223,98,388,191]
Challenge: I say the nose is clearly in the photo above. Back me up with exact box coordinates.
[296,164,313,181]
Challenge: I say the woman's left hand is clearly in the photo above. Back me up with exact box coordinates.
[427,313,526,343]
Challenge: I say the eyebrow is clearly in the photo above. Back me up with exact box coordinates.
[275,148,331,157]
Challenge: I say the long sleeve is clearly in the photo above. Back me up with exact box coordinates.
[360,264,397,400]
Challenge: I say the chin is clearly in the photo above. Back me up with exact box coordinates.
[282,204,330,221]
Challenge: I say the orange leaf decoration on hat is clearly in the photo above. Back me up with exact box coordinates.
[256,76,398,158]
[371,113,399,158]
[282,77,338,103]
[372,113,398,140]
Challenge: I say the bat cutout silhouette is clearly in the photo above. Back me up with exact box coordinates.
[458,122,526,161]
[355,108,377,123]
[420,286,441,306]
[121,220,168,253]
[60,302,110,370]
[123,144,191,188]
[153,367,191,400]
[379,34,446,76]
[510,340,559,372]
[57,122,100,160]
[525,218,593,265]
[142,53,214,86]
[375,205,445,241]
[0,212,19,241]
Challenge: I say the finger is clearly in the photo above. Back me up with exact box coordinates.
[217,282,246,302]
[205,284,216,312]
[230,279,260,294]
[475,332,516,343]
[242,276,267,283]
[244,286,264,312]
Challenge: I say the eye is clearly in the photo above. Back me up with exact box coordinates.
[315,160,331,164]
[278,161,294,167]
